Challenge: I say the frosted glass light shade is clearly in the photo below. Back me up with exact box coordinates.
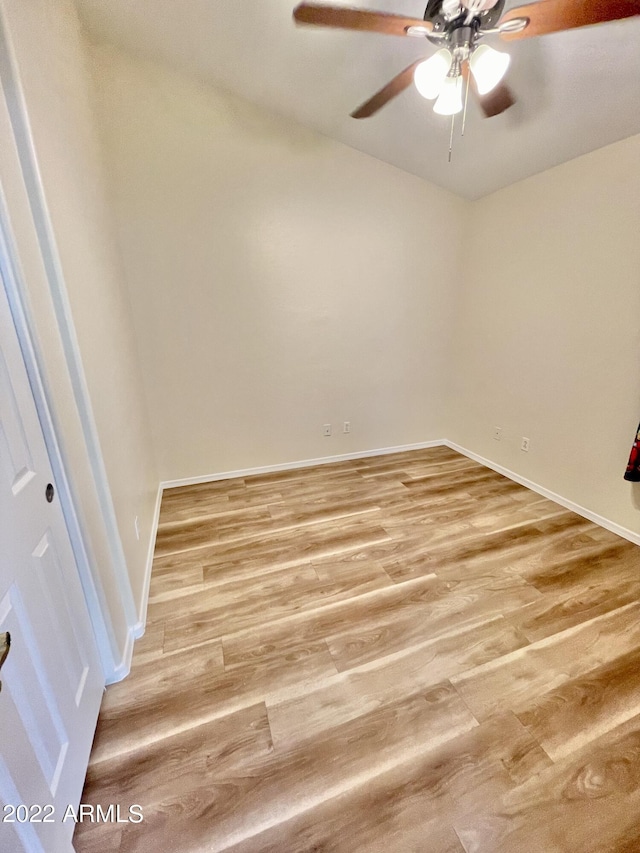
[469,44,510,95]
[433,75,463,115]
[414,49,452,100]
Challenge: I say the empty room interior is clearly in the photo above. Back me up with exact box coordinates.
[1,0,640,851]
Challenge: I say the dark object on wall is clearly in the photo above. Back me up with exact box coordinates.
[624,423,640,482]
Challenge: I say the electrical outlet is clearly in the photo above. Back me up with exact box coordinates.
[521,437,530,452]
[134,516,140,540]
[323,424,332,437]
[493,426,502,441]
[343,421,351,434]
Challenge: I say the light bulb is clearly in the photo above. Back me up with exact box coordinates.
[433,75,463,116]
[413,49,452,100]
[469,44,510,95]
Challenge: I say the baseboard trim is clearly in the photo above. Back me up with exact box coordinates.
[160,440,447,491]
[127,437,638,683]
[132,483,163,639]
[445,440,640,547]
[107,625,136,684]
[161,439,640,544]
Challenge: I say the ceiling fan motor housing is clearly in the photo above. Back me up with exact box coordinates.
[424,0,506,43]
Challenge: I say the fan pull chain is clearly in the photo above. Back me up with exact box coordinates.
[461,71,471,136]
[448,111,455,162]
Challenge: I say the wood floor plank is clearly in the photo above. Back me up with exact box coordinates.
[159,477,246,517]
[85,703,272,803]
[223,809,465,853]
[453,712,640,853]
[220,572,445,671]
[99,639,224,717]
[215,578,533,681]
[115,683,478,853]
[127,619,166,668]
[522,539,640,590]
[450,602,640,721]
[516,645,640,761]
[76,704,272,853]
[378,490,557,545]
[147,562,204,603]
[267,616,528,750]
[382,511,593,583]
[161,558,393,652]
[266,496,381,523]
[154,506,274,555]
[221,712,548,853]
[90,642,336,765]
[72,825,123,853]
[325,576,541,672]
[509,569,640,642]
[76,447,640,853]
[188,515,393,565]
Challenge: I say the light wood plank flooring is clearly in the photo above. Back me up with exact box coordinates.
[74,447,640,853]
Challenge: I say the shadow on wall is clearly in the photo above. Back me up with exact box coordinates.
[632,483,640,512]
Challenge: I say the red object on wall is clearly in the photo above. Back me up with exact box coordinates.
[624,423,640,482]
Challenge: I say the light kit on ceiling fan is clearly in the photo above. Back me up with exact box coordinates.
[293,0,640,149]
[468,44,510,94]
[413,48,452,99]
[433,70,464,115]
[413,42,510,115]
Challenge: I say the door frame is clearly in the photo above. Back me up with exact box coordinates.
[0,208,115,680]
[0,7,138,682]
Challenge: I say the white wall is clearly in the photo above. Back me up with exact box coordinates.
[450,134,640,533]
[88,45,466,482]
[84,36,640,545]
[0,0,159,647]
[0,0,635,682]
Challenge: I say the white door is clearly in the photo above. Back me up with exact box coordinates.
[0,267,103,852]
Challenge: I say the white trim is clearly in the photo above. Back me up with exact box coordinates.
[0,197,116,682]
[160,441,447,491]
[130,436,639,685]
[111,485,163,682]
[444,440,640,547]
[161,438,640,546]
[107,626,136,685]
[0,11,137,634]
[133,483,163,638]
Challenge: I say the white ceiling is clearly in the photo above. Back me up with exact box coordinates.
[74,0,640,199]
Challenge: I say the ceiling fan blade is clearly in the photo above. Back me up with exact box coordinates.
[499,0,640,40]
[351,60,424,118]
[293,3,433,37]
[461,60,516,117]
[475,81,516,116]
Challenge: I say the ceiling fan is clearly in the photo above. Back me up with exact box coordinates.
[292,0,640,122]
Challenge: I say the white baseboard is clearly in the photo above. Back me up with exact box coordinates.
[106,625,136,684]
[445,440,640,547]
[109,485,163,684]
[160,440,447,491]
[132,483,163,639]
[124,437,639,684]
[162,437,640,545]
